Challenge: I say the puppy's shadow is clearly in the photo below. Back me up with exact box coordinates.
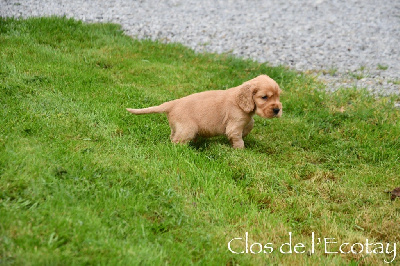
[242,136,277,155]
[188,135,274,154]
[188,136,230,151]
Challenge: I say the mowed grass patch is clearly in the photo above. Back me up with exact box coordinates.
[1,17,400,265]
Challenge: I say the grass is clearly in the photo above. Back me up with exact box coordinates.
[1,17,400,265]
[377,64,389,71]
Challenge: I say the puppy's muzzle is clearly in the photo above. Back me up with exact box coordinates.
[273,108,280,115]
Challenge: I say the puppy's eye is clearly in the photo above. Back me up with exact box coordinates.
[262,96,268,100]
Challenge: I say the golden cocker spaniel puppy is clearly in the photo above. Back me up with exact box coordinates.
[127,75,282,148]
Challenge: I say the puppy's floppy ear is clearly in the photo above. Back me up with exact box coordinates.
[236,84,257,113]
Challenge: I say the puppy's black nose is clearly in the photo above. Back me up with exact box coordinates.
[273,108,280,115]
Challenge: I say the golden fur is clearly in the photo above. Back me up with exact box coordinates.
[127,75,282,148]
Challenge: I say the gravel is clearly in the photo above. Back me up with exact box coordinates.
[1,0,399,96]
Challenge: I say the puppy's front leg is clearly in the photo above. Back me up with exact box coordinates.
[226,124,245,148]
[242,118,254,138]
[229,135,245,149]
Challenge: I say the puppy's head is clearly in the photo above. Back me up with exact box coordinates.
[236,75,282,118]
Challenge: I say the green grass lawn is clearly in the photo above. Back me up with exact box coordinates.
[1,17,400,265]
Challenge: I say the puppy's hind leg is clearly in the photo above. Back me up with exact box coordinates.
[170,122,198,144]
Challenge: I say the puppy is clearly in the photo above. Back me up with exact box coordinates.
[127,75,282,148]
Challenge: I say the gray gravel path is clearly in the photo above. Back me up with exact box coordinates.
[1,0,400,96]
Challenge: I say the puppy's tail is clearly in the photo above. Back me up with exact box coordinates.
[126,102,171,115]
